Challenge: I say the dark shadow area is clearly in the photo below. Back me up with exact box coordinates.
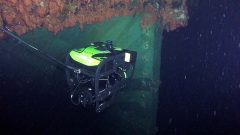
[157,0,240,135]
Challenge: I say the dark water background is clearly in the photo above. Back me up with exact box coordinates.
[158,0,240,135]
[0,45,98,134]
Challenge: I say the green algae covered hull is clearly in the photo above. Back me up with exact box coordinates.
[0,15,162,135]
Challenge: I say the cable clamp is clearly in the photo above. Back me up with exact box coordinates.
[74,69,81,74]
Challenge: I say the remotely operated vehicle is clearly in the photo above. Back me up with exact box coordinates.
[66,41,137,112]
[0,27,137,112]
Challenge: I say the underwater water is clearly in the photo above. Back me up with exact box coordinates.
[158,0,240,135]
[0,16,161,135]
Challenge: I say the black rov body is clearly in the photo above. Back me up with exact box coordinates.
[66,41,137,112]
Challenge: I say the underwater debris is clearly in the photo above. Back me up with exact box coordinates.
[159,0,188,31]
[0,0,188,38]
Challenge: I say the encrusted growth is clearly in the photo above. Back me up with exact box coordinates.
[0,0,188,39]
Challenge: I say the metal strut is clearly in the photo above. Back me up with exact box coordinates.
[0,27,80,73]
